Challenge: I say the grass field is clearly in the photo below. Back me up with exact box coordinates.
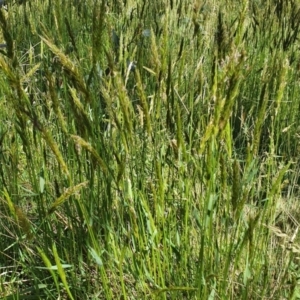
[1,0,300,299]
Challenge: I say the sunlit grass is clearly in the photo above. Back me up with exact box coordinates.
[0,0,300,299]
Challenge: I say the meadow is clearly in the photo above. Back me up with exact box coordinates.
[1,0,300,299]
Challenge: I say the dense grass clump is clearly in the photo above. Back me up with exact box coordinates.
[1,0,300,299]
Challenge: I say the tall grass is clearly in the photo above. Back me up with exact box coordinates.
[1,0,300,299]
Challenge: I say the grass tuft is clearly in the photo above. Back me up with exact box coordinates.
[1,0,300,299]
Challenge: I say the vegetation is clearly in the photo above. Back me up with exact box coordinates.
[1,0,300,299]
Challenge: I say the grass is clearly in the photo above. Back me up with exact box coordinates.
[0,0,300,299]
